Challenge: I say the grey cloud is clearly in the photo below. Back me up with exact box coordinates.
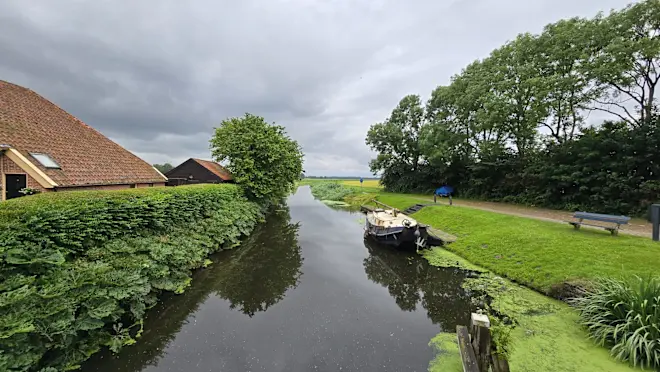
[0,0,630,176]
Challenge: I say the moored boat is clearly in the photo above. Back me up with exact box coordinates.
[360,200,444,251]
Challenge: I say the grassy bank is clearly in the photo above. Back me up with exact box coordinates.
[424,249,636,372]
[374,194,660,295]
[0,184,264,371]
[305,180,657,371]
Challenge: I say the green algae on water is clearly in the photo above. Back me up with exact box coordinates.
[428,333,463,372]
[423,247,639,372]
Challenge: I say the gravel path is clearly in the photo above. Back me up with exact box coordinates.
[417,196,652,238]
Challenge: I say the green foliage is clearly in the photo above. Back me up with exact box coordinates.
[574,276,660,369]
[366,95,428,192]
[18,187,40,196]
[210,113,304,201]
[367,1,660,216]
[589,0,660,126]
[152,163,173,174]
[489,317,514,357]
[0,184,264,371]
[308,182,355,201]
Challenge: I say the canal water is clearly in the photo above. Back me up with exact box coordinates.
[83,186,474,372]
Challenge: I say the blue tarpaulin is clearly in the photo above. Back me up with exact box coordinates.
[435,186,454,196]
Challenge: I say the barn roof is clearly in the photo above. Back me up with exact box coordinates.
[191,158,233,181]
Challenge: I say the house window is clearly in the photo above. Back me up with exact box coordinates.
[30,153,61,169]
[148,183,154,187]
[130,184,137,189]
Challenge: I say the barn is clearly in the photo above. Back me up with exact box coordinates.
[165,158,233,186]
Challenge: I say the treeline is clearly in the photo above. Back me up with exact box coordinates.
[366,0,660,216]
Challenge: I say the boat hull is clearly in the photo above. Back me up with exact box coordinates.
[364,218,443,250]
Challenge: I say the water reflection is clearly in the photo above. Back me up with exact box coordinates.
[82,188,475,372]
[82,206,303,372]
[214,206,303,316]
[362,238,474,332]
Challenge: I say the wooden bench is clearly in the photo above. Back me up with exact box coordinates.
[568,211,631,235]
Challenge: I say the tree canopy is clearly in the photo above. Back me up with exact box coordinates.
[153,163,174,174]
[210,113,304,201]
[366,0,660,216]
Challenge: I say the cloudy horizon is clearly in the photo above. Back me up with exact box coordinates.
[0,0,630,176]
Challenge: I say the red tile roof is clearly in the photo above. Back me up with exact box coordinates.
[0,80,167,187]
[191,158,233,181]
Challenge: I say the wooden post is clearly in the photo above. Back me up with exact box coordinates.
[456,325,479,372]
[652,204,660,241]
[458,313,510,372]
[470,313,491,372]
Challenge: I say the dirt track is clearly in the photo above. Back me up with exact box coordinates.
[420,197,652,238]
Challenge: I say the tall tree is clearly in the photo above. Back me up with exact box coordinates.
[366,95,426,190]
[489,33,547,156]
[589,0,660,126]
[210,113,304,201]
[537,18,601,143]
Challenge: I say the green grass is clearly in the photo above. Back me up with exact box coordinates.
[424,249,638,372]
[374,194,660,294]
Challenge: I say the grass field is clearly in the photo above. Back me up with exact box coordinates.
[375,193,660,294]
[340,179,382,188]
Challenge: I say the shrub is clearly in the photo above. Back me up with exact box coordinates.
[0,184,264,371]
[210,113,304,201]
[308,182,355,202]
[573,276,660,369]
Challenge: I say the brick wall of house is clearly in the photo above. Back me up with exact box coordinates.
[0,154,47,196]
[56,182,166,192]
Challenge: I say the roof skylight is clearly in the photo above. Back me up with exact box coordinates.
[30,153,61,169]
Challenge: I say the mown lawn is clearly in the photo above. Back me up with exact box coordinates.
[376,193,660,294]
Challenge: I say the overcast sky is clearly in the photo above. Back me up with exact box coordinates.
[0,0,631,176]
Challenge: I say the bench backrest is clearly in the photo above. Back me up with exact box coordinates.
[573,211,631,224]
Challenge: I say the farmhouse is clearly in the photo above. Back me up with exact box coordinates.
[165,158,233,186]
[0,80,167,200]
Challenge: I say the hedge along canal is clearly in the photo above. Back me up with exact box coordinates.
[0,184,264,372]
[81,185,477,372]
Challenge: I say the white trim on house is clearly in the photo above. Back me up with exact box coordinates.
[4,148,58,188]
[152,166,168,181]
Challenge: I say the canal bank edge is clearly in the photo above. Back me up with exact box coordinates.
[0,184,267,371]
[422,248,635,372]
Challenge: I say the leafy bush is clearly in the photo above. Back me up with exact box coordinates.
[0,184,264,371]
[210,113,304,201]
[308,182,355,201]
[573,276,660,369]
